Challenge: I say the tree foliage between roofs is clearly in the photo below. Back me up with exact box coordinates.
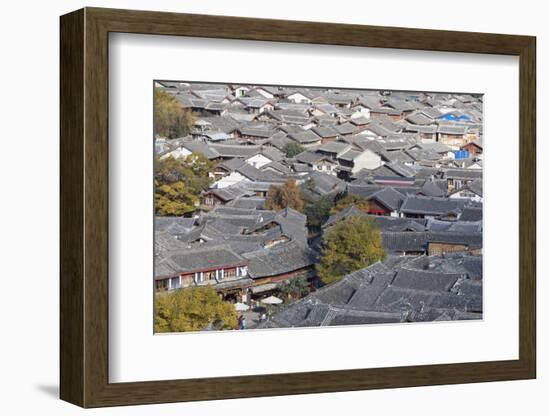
[265,178,304,212]
[154,88,197,139]
[330,193,370,215]
[278,277,310,301]
[303,194,334,231]
[317,216,386,285]
[282,142,305,158]
[155,286,238,333]
[299,178,336,232]
[154,154,213,216]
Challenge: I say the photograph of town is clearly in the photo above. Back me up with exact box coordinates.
[154,81,483,333]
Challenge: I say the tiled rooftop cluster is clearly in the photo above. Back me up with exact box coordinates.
[155,206,316,286]
[154,82,483,325]
[259,253,482,328]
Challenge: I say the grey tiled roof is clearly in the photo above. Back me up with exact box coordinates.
[404,123,438,134]
[425,218,481,233]
[347,183,389,199]
[419,180,446,197]
[419,107,444,119]
[294,150,327,165]
[454,178,483,197]
[382,231,428,253]
[260,253,483,328]
[337,149,363,162]
[360,165,400,179]
[292,162,313,173]
[209,143,260,158]
[237,125,276,138]
[287,129,322,144]
[265,132,293,150]
[369,187,405,211]
[333,122,358,135]
[155,216,196,236]
[323,205,368,229]
[380,150,416,164]
[437,123,469,135]
[406,111,434,125]
[154,231,190,256]
[349,116,370,126]
[459,206,483,222]
[385,162,417,178]
[267,110,310,125]
[243,241,317,278]
[392,269,463,292]
[317,141,352,156]
[443,169,483,180]
[260,161,292,175]
[367,122,394,137]
[414,142,452,154]
[400,195,468,216]
[328,311,404,326]
[427,231,482,248]
[204,186,255,202]
[304,171,346,195]
[220,157,246,171]
[371,107,403,116]
[311,125,339,138]
[405,147,442,162]
[235,163,286,183]
[172,138,220,159]
[169,245,246,273]
[226,196,265,210]
[373,216,427,231]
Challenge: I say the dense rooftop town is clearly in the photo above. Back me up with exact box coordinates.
[154,81,483,331]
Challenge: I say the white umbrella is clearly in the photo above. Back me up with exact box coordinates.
[234,302,250,311]
[260,295,283,305]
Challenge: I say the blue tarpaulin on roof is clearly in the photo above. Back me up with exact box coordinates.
[453,150,469,159]
[441,113,471,121]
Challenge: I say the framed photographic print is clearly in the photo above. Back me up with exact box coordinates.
[60,7,536,408]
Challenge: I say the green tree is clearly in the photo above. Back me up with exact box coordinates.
[279,277,310,301]
[316,216,386,285]
[265,178,304,212]
[283,142,305,158]
[155,286,238,332]
[303,194,334,231]
[330,194,370,215]
[154,88,197,139]
[154,153,213,216]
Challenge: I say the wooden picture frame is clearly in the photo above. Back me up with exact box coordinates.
[60,7,536,408]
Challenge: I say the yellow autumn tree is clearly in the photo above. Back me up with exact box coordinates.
[154,88,197,139]
[316,216,386,285]
[330,194,370,215]
[265,178,304,212]
[155,286,238,333]
[154,154,213,216]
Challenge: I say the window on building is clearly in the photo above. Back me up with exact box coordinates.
[203,271,215,281]
[156,280,168,291]
[194,272,204,283]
